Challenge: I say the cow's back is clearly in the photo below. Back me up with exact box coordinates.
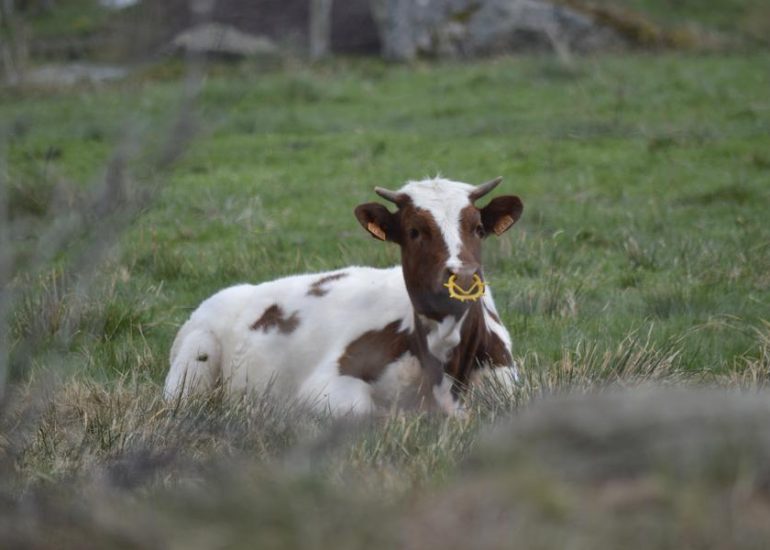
[168,266,413,400]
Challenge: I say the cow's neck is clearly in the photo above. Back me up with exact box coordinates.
[413,300,502,398]
[408,304,486,402]
[416,312,467,362]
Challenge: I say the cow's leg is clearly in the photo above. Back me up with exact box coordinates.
[494,364,520,384]
[433,374,466,416]
[300,373,375,415]
[469,363,520,396]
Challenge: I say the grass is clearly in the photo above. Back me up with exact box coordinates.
[590,0,770,46]
[23,0,113,40]
[1,51,770,547]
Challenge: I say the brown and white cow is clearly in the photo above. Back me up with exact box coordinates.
[164,177,523,414]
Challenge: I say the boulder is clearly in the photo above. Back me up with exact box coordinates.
[170,22,279,58]
[370,0,626,60]
[25,63,129,86]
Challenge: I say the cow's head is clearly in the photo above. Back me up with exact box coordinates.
[355,177,523,320]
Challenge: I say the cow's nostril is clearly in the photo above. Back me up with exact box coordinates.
[448,270,477,292]
[444,271,486,302]
[458,274,475,290]
[450,266,478,288]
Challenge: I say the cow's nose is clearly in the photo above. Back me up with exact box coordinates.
[447,266,480,291]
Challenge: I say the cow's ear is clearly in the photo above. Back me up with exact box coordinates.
[480,196,523,237]
[354,202,401,243]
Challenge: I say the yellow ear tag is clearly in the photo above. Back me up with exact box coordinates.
[443,274,486,302]
[367,222,386,241]
[493,215,514,236]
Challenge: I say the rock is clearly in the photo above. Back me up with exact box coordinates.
[170,23,279,58]
[466,0,624,54]
[25,63,129,87]
[370,0,626,60]
[99,0,141,9]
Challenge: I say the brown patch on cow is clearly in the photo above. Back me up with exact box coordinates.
[250,304,300,334]
[307,272,348,297]
[444,304,513,396]
[338,320,410,382]
[398,202,457,318]
[459,205,483,261]
[445,306,485,392]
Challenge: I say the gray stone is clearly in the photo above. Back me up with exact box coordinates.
[25,64,129,87]
[370,0,626,61]
[99,0,140,9]
[170,23,279,58]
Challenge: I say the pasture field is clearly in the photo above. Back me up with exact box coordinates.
[2,52,770,547]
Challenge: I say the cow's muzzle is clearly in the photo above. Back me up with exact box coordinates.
[443,273,485,302]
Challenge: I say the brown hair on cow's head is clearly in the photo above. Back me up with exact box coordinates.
[355,177,523,320]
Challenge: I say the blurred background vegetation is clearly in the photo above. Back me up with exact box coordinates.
[7,0,770,66]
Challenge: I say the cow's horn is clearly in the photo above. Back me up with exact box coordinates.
[470,176,503,202]
[375,186,405,205]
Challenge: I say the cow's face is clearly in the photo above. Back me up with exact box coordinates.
[355,177,523,320]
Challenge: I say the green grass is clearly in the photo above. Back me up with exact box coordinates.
[592,0,770,45]
[2,53,770,547]
[24,0,113,40]
[6,54,769,377]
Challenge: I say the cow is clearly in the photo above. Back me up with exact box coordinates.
[164,176,523,415]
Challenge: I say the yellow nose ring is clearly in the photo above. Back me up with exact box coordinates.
[443,274,486,302]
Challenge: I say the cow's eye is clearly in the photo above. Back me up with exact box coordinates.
[475,224,485,238]
[409,228,420,240]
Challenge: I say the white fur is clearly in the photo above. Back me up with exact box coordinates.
[433,374,463,416]
[419,312,468,363]
[481,289,518,381]
[470,364,520,390]
[166,267,412,412]
[371,353,423,409]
